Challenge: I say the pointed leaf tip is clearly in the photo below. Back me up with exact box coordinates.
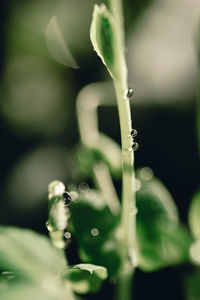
[45,16,79,69]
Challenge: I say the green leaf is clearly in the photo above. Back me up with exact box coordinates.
[90,4,116,78]
[0,272,18,291]
[0,227,74,300]
[137,223,191,272]
[188,191,200,240]
[189,240,200,266]
[92,238,122,277]
[0,226,66,278]
[70,189,119,248]
[136,168,191,271]
[63,264,107,294]
[0,283,63,300]
[78,237,122,278]
[136,168,178,225]
[70,189,121,276]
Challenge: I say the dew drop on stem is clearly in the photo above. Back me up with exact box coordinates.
[132,142,139,151]
[131,129,138,138]
[130,207,138,216]
[126,87,134,99]
[123,147,132,155]
[140,167,153,180]
[63,191,71,206]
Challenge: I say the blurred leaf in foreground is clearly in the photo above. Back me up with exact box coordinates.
[0,226,70,300]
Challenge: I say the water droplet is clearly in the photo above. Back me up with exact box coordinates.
[64,231,71,239]
[46,220,54,232]
[132,142,139,151]
[63,191,71,206]
[135,179,141,191]
[48,181,65,197]
[131,129,138,138]
[126,87,134,99]
[140,167,153,180]
[79,182,89,192]
[69,191,79,202]
[130,207,138,215]
[128,120,132,128]
[123,147,132,155]
[91,228,99,236]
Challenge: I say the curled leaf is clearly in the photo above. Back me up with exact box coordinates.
[45,16,79,69]
[90,4,116,78]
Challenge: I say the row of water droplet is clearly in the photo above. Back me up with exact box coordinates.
[126,87,139,152]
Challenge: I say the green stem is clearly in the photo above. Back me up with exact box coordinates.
[93,161,121,216]
[114,80,137,267]
[109,0,137,297]
[116,269,134,300]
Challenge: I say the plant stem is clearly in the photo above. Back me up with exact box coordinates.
[114,80,137,267]
[93,161,121,216]
[109,0,137,297]
[116,267,134,300]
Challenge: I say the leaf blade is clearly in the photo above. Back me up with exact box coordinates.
[63,264,107,294]
[90,4,116,78]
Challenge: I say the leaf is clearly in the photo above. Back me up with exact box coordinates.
[0,280,75,300]
[137,223,191,272]
[90,4,116,78]
[70,189,121,276]
[88,238,122,277]
[0,283,62,300]
[136,168,178,225]
[0,227,73,300]
[70,189,119,248]
[136,168,191,271]
[63,264,107,294]
[188,190,200,240]
[71,264,107,278]
[189,240,200,265]
[0,226,66,279]
[0,272,18,291]
[45,16,79,69]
